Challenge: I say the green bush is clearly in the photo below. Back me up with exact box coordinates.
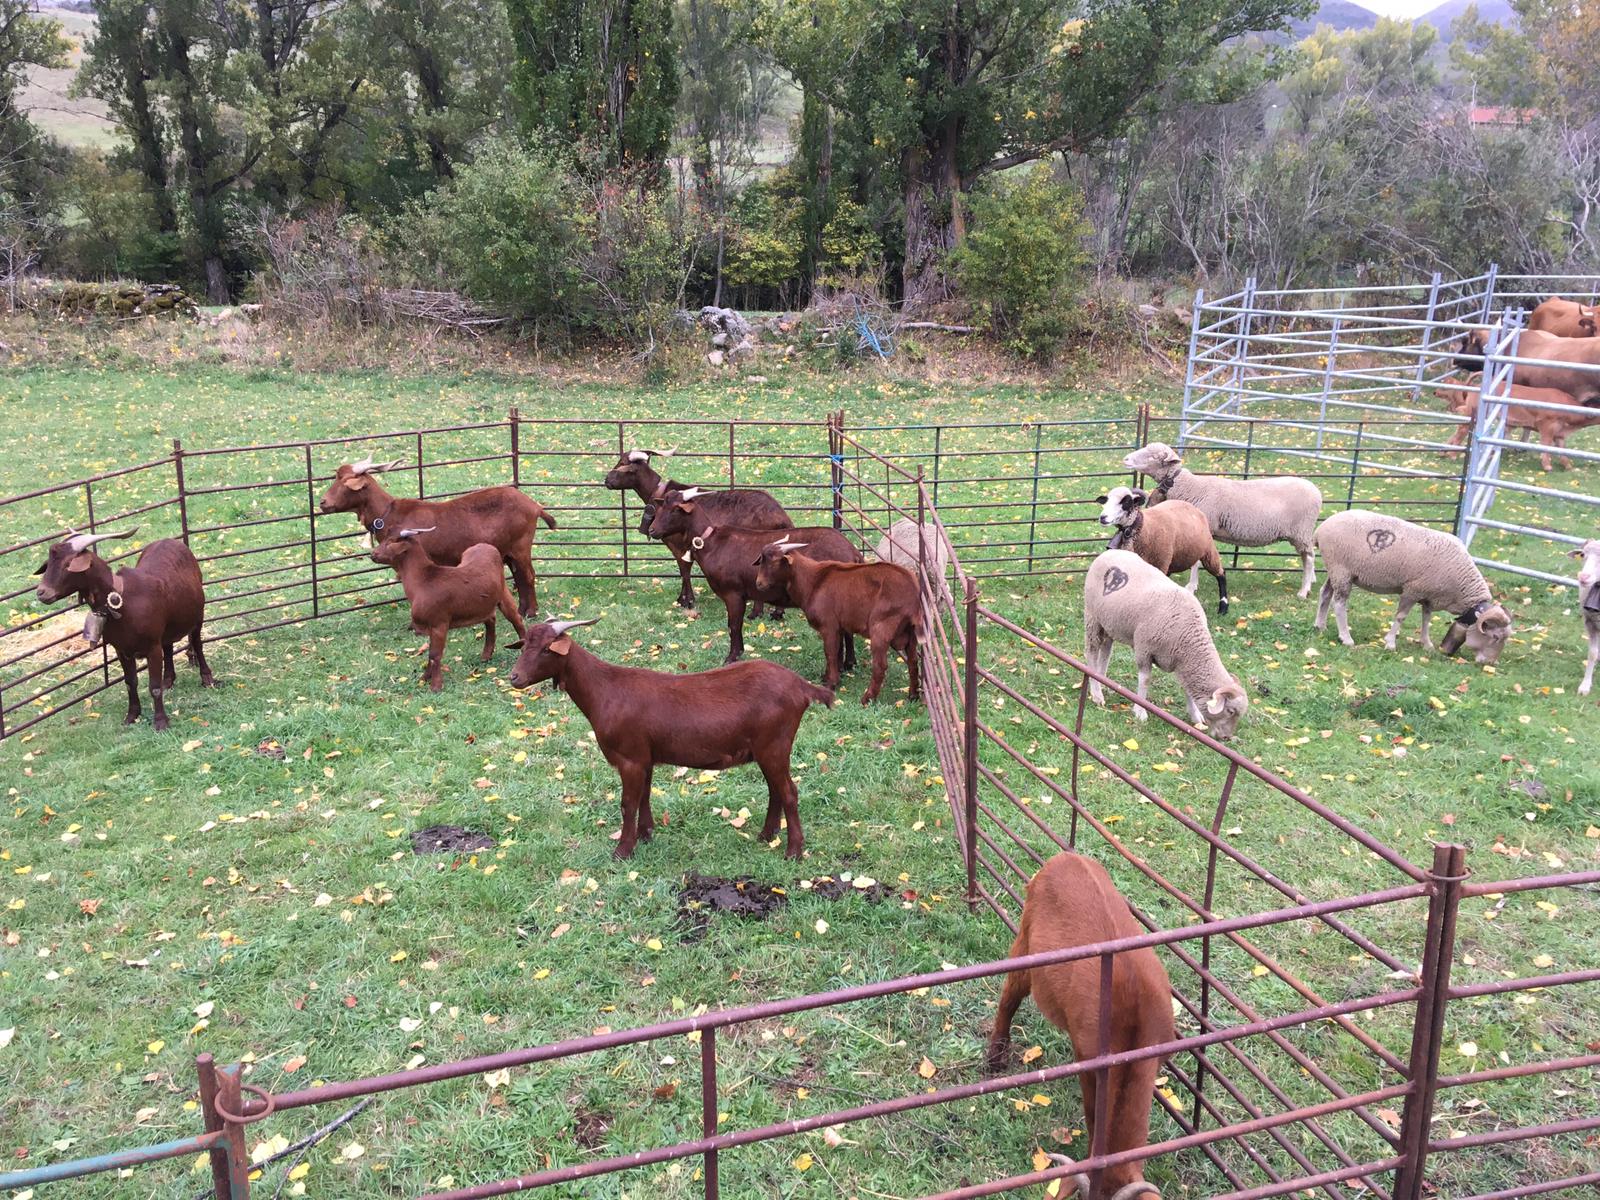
[952,165,1091,359]
[722,172,805,303]
[409,137,593,331]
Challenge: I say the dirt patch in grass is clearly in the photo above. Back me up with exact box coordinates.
[675,870,894,941]
[572,1107,611,1150]
[410,825,496,855]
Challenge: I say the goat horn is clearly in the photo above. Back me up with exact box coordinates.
[349,455,375,473]
[679,487,703,500]
[1039,1155,1092,1198]
[547,618,601,635]
[397,526,437,538]
[370,458,403,474]
[1110,1185,1161,1200]
[66,527,138,551]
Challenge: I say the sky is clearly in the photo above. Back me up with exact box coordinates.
[1350,0,1443,14]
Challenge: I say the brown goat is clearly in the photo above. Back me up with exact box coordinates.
[1528,297,1598,339]
[602,447,791,610]
[754,549,920,704]
[1097,486,1228,614]
[1453,328,1600,405]
[1436,380,1600,470]
[320,458,556,617]
[648,488,861,664]
[508,618,833,858]
[371,528,527,691]
[985,853,1174,1200]
[34,528,215,730]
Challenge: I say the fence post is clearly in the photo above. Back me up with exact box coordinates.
[1178,288,1206,449]
[1391,843,1468,1200]
[931,423,943,508]
[829,411,843,532]
[304,445,320,619]
[727,422,736,489]
[415,432,426,498]
[1226,276,1257,417]
[1194,761,1241,1129]
[1317,315,1342,450]
[1411,271,1442,402]
[172,439,190,544]
[700,1026,720,1200]
[1026,422,1043,573]
[196,1053,250,1199]
[1347,421,1365,511]
[1479,262,1500,325]
[509,407,521,488]
[617,423,630,578]
[962,577,979,910]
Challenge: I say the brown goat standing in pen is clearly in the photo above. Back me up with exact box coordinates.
[985,853,1173,1200]
[371,528,527,691]
[509,618,832,859]
[33,527,215,730]
[320,457,556,617]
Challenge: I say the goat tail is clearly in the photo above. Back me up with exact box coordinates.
[539,507,558,530]
[805,682,837,709]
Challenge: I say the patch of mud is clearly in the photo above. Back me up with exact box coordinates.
[674,870,892,941]
[572,1107,611,1150]
[409,825,496,855]
[1507,778,1547,800]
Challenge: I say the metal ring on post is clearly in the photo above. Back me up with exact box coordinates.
[213,1083,277,1125]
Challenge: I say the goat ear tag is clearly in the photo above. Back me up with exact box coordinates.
[548,636,572,656]
[67,552,93,573]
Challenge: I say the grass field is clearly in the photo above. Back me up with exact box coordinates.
[1,360,1597,1198]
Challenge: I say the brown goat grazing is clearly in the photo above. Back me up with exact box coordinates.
[985,853,1174,1200]
[371,528,527,691]
[1528,297,1598,339]
[602,447,791,610]
[1436,380,1600,471]
[755,548,920,704]
[319,457,556,617]
[34,527,215,730]
[649,488,862,664]
[1453,328,1600,405]
[1097,486,1228,614]
[509,618,833,858]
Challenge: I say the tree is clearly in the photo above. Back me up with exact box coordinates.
[753,0,1311,306]
[505,0,680,179]
[0,0,69,201]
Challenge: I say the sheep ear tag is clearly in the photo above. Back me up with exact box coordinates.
[548,635,572,656]
[1103,566,1129,595]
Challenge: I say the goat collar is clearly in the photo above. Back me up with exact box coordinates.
[1150,465,1181,491]
[1108,509,1142,550]
[88,572,128,620]
[690,526,716,550]
[1452,599,1491,627]
[1584,583,1600,614]
[366,501,398,534]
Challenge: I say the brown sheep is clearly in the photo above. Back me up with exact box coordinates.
[985,852,1174,1200]
[1097,486,1228,614]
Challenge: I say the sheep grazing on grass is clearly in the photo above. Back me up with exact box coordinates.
[1082,549,1249,739]
[1122,442,1322,599]
[1313,510,1513,663]
[985,852,1174,1200]
[1571,539,1600,695]
[1097,486,1228,614]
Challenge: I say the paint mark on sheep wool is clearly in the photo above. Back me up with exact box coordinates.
[1103,567,1130,595]
[1366,529,1396,553]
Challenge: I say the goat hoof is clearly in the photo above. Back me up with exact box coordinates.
[153,716,170,732]
[201,675,217,688]
[612,843,636,860]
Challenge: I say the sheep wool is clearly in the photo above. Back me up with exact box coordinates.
[1313,509,1512,662]
[1123,442,1322,597]
[873,517,952,601]
[1082,549,1249,739]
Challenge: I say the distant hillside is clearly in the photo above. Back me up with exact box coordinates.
[1416,0,1517,38]
[19,5,115,149]
[1287,0,1381,38]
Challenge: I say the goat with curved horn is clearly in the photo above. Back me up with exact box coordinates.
[66,527,139,552]
[395,526,437,539]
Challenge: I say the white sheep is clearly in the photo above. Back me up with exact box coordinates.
[1083,548,1250,739]
[1122,442,1323,599]
[1312,510,1513,663]
[1571,539,1600,695]
[1097,485,1228,614]
[872,518,952,602]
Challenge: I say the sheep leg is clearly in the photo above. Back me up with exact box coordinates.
[1418,601,1435,651]
[1185,562,1200,594]
[117,648,142,725]
[187,625,215,687]
[1084,622,1111,706]
[146,640,170,731]
[862,631,891,705]
[425,628,447,691]
[161,642,177,689]
[1314,580,1334,631]
[819,625,844,690]
[1581,627,1598,697]
[984,939,1032,1074]
[1333,588,1354,647]
[1384,598,1417,651]
[1133,659,1153,722]
[757,754,804,859]
[497,587,527,649]
[721,592,750,664]
[613,761,650,858]
[1297,544,1317,599]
